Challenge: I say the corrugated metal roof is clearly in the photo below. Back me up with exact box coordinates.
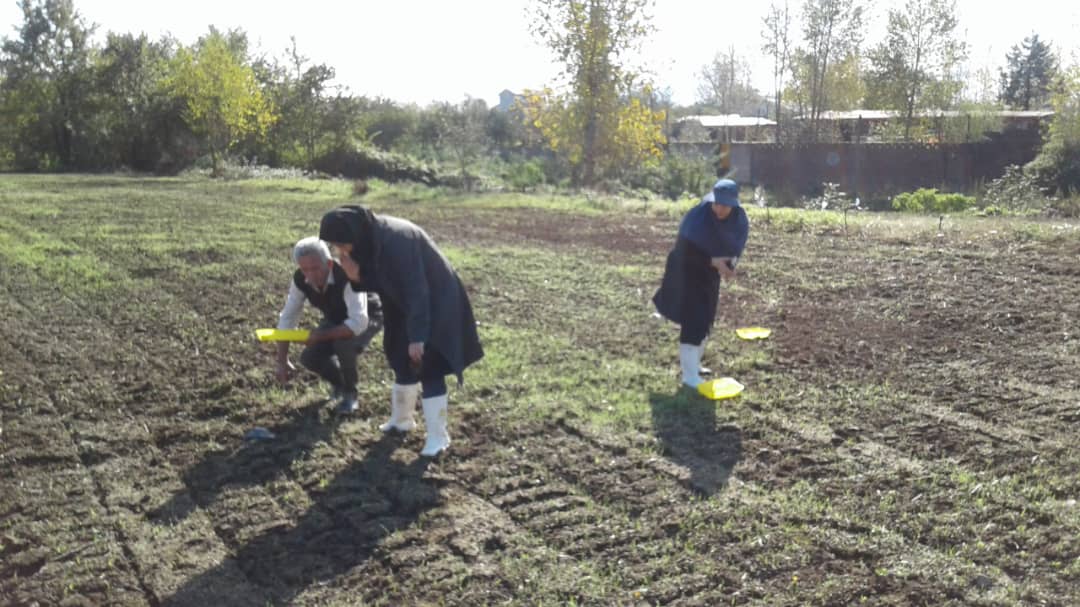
[795,109,1054,121]
[678,114,778,127]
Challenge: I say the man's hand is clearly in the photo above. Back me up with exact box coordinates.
[306,325,353,347]
[275,360,296,385]
[338,253,361,283]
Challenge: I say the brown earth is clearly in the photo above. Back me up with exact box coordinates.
[2,197,1078,606]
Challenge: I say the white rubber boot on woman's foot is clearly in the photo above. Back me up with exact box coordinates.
[679,343,704,388]
[380,383,418,432]
[420,394,450,457]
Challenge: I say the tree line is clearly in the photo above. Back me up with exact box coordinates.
[709,0,1060,142]
[1,0,1078,195]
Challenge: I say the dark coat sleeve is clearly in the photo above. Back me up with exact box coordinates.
[653,244,685,323]
[375,217,483,381]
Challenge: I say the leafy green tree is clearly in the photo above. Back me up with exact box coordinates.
[485,105,530,158]
[963,64,1000,104]
[322,94,375,152]
[761,0,793,141]
[411,102,450,158]
[522,82,665,185]
[865,0,967,139]
[1027,63,1080,194]
[253,38,339,168]
[794,0,865,139]
[938,103,1004,143]
[166,28,277,175]
[999,34,1058,110]
[696,46,761,115]
[95,32,184,171]
[442,97,489,190]
[528,0,665,185]
[360,97,418,151]
[0,0,98,170]
[785,51,864,140]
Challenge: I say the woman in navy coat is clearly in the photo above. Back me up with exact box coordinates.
[653,179,750,388]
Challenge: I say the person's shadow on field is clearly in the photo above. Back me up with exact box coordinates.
[150,399,341,522]
[153,402,440,606]
[649,388,743,496]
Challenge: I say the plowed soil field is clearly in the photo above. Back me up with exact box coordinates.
[1,175,1077,606]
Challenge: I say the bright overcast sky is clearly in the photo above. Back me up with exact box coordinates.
[2,0,1079,107]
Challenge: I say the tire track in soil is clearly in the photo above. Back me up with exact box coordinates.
[44,262,420,605]
[741,404,1067,603]
[706,408,1012,601]
[1,234,492,604]
[449,433,737,603]
[35,206,747,604]
[763,239,1080,477]
[0,273,271,606]
[445,412,828,605]
[0,283,156,605]
[446,411,982,605]
[7,204,1078,604]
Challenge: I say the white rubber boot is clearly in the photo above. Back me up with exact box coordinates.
[379,383,418,432]
[679,343,704,388]
[420,394,450,457]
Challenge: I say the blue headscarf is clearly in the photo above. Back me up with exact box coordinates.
[677,179,749,259]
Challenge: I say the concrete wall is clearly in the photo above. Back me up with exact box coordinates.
[669,137,1044,204]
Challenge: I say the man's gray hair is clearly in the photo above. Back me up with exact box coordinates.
[292,236,331,264]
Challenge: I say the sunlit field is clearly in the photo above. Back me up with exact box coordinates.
[1,174,1077,606]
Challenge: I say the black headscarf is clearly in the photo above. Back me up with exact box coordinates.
[318,205,377,282]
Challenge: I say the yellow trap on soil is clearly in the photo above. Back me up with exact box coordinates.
[698,377,745,400]
[255,328,310,342]
[735,327,772,340]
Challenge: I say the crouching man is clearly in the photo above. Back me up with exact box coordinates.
[275,237,383,413]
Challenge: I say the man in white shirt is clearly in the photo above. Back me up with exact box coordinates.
[275,237,383,413]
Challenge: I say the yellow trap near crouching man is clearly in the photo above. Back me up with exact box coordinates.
[255,328,311,342]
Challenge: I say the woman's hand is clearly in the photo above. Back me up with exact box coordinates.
[711,257,737,281]
[408,342,424,365]
[338,252,361,282]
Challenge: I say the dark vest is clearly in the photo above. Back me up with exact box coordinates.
[294,263,382,325]
[294,263,350,325]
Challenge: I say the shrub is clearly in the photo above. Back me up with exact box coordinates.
[981,164,1051,213]
[313,143,439,185]
[624,154,713,200]
[1026,139,1080,197]
[503,159,545,192]
[656,154,714,200]
[802,182,848,210]
[891,188,975,213]
[1046,195,1080,218]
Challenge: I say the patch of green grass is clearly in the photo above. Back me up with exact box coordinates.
[0,216,127,292]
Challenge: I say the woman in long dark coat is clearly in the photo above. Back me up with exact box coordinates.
[653,179,750,388]
[319,206,483,456]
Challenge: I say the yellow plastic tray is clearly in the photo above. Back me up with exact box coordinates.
[255,328,310,342]
[735,327,772,340]
[698,377,745,400]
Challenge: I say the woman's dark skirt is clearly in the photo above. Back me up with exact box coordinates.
[652,237,721,345]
